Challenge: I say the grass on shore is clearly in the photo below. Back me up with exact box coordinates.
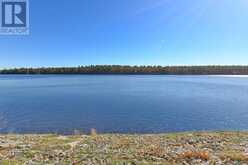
[0,131,247,164]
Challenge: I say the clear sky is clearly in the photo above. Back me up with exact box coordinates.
[1,0,248,68]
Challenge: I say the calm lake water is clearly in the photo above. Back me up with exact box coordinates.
[0,75,248,134]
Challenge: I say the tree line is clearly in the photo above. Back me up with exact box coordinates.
[1,65,248,75]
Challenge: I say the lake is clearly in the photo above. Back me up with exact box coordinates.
[0,75,248,134]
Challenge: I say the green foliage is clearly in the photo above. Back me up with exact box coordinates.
[1,65,248,75]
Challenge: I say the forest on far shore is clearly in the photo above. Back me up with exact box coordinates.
[1,65,248,75]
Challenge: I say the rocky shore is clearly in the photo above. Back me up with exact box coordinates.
[0,131,248,165]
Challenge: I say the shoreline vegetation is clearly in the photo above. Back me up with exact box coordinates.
[0,131,247,164]
[1,65,248,75]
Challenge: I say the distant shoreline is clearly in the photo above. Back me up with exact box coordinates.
[209,75,248,77]
[1,74,248,77]
[1,65,248,75]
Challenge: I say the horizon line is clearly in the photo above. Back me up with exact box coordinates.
[1,64,248,70]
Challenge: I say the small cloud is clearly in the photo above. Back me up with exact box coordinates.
[134,0,170,16]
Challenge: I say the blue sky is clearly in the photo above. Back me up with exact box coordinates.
[1,0,248,68]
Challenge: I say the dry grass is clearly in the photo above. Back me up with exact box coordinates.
[0,132,248,164]
[179,151,210,160]
[112,137,131,149]
[220,151,248,162]
[137,144,167,158]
